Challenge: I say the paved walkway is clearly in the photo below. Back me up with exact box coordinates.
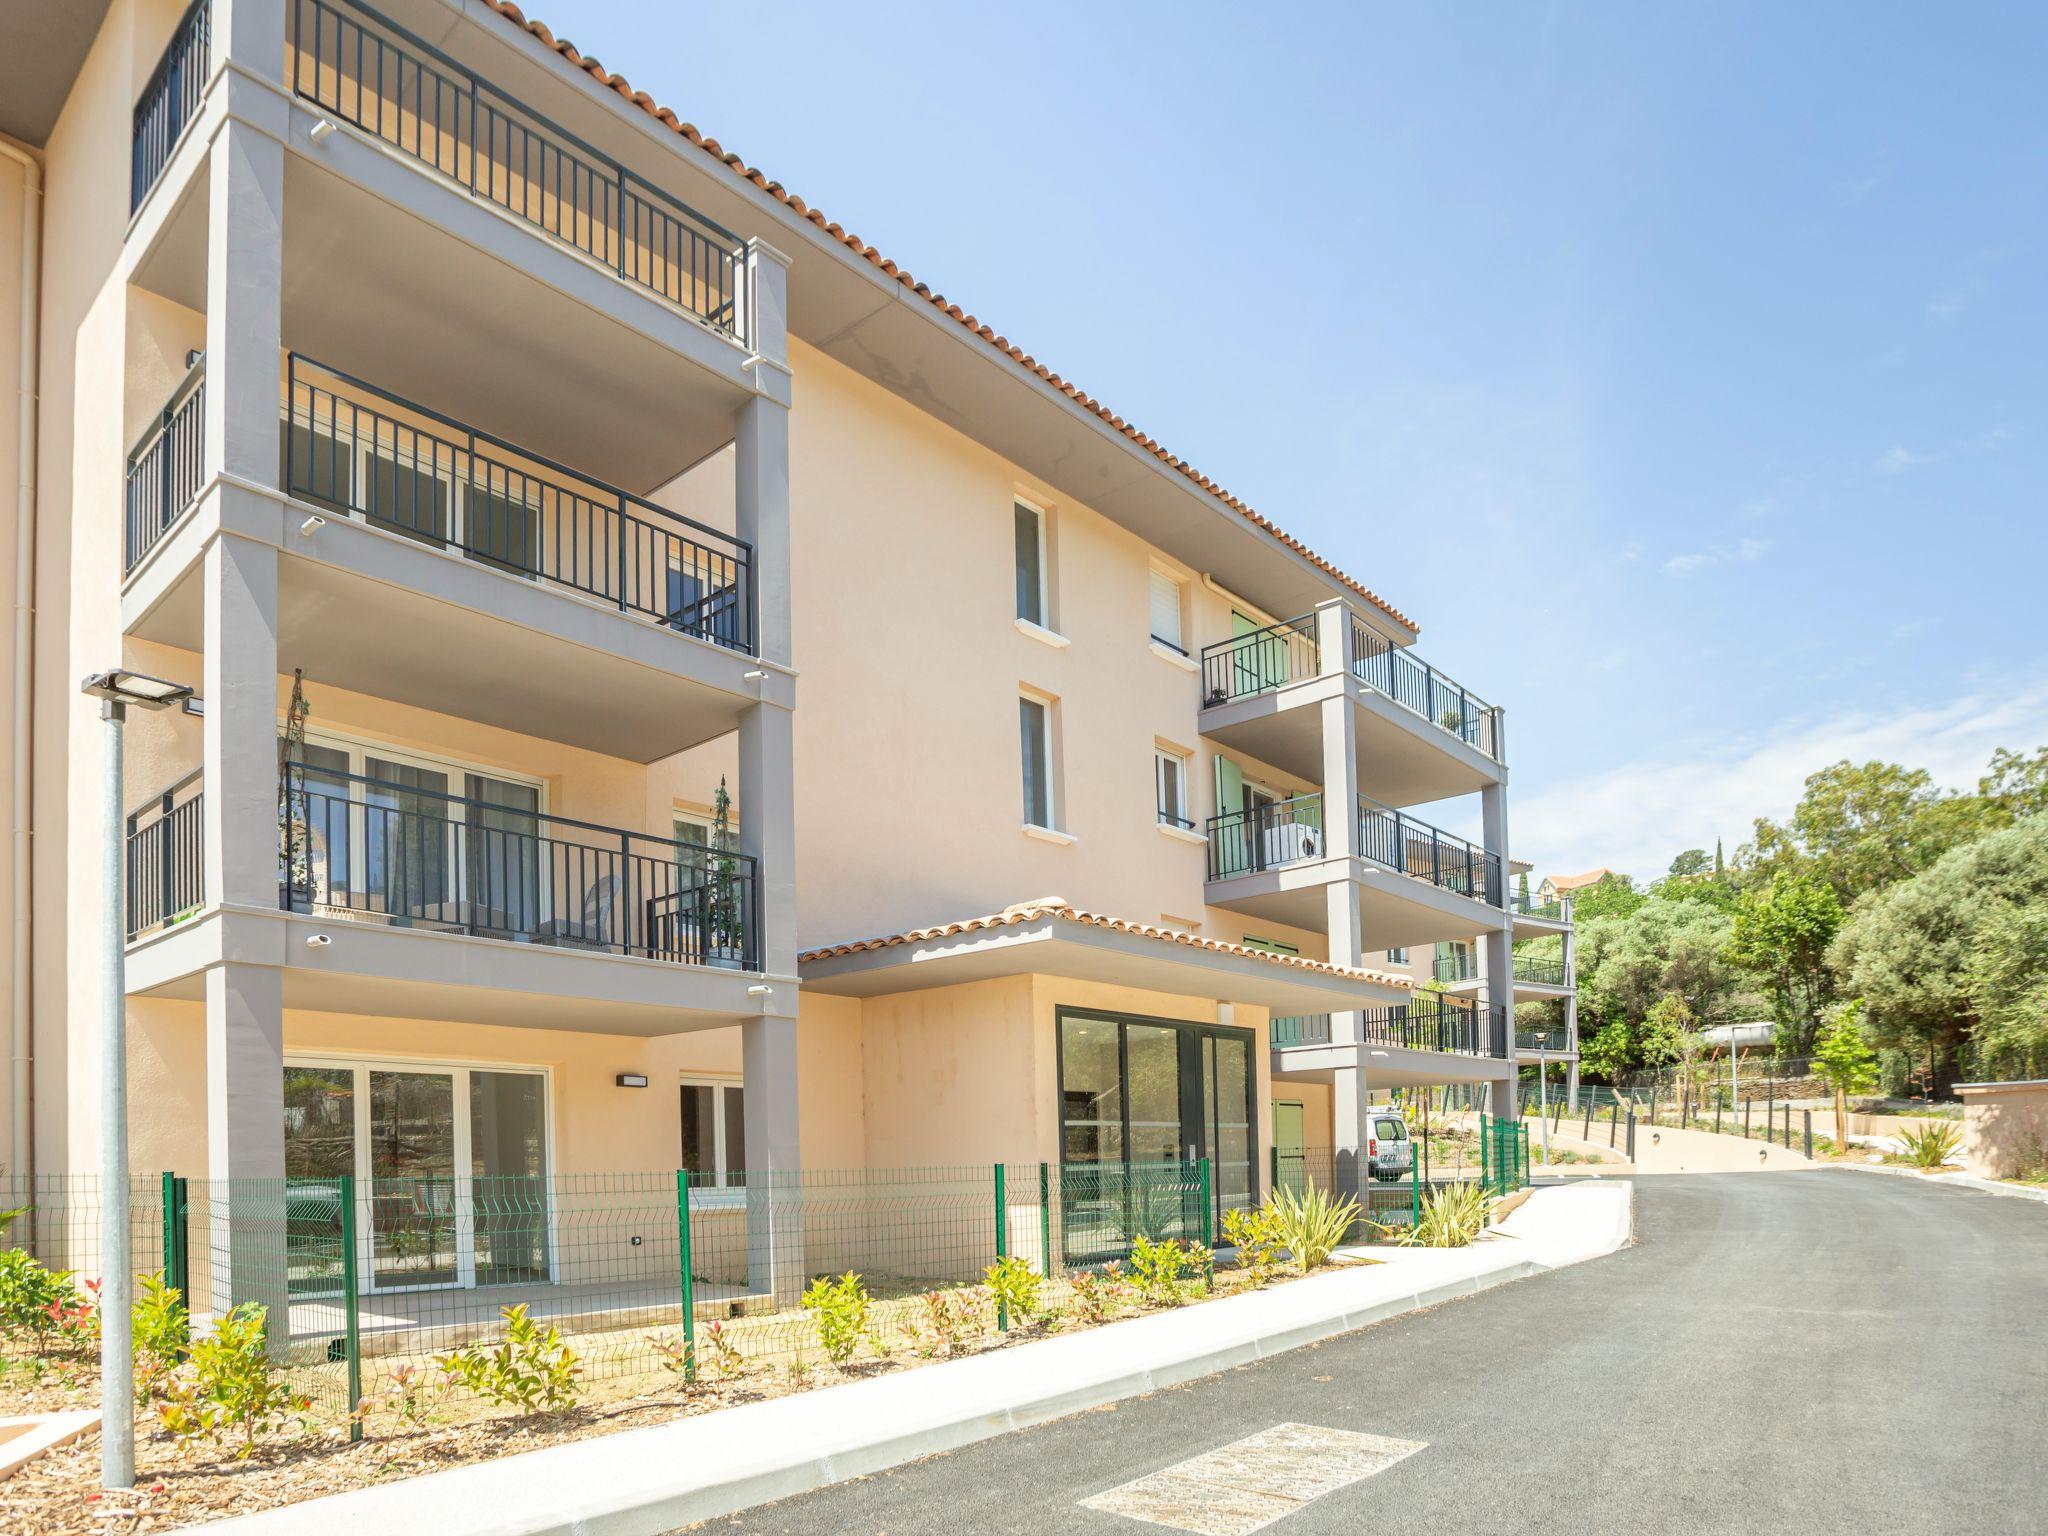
[695,1172,2047,1536]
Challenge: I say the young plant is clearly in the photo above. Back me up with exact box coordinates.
[1384,1182,1491,1248]
[983,1256,1043,1323]
[1268,1182,1362,1274]
[131,1272,189,1405]
[800,1271,873,1367]
[0,1248,79,1355]
[1127,1233,1194,1305]
[903,1287,985,1358]
[159,1304,305,1456]
[1898,1120,1963,1170]
[437,1304,580,1414]
[376,1362,444,1428]
[1066,1269,1119,1325]
[1221,1205,1282,1286]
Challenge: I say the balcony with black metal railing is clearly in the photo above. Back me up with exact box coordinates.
[1430,950,1570,990]
[1268,998,1508,1060]
[127,766,762,973]
[1515,1025,1576,1056]
[1348,616,1502,764]
[132,0,212,215]
[124,357,207,574]
[284,0,750,347]
[1356,798,1502,907]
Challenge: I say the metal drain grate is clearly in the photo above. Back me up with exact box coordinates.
[1081,1422,1426,1535]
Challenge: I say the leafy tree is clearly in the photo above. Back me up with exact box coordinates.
[1667,849,1711,879]
[1577,898,1747,1025]
[1748,760,2002,905]
[1830,818,2048,1095]
[1727,872,1843,1053]
[1517,870,1531,908]
[1812,1000,1879,1144]
[1980,746,2048,821]
[1963,901,2048,1081]
[1569,873,1644,923]
[1577,1016,1636,1083]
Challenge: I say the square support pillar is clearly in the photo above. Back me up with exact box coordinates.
[212,0,289,89]
[741,1013,803,1306]
[1331,1062,1371,1201]
[737,700,796,983]
[203,118,283,490]
[202,535,279,909]
[204,962,285,1322]
[1325,878,1365,1050]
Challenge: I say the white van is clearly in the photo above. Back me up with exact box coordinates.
[1368,1112,1413,1182]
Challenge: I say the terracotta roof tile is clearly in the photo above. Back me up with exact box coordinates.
[799,898,1415,991]
[483,2,1415,634]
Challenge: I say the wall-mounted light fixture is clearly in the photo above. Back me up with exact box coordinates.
[309,118,338,145]
[305,934,332,949]
[614,1073,649,1089]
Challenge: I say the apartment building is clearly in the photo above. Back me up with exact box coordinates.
[0,0,1536,1308]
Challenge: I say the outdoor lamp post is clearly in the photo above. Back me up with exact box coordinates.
[1535,1032,1552,1166]
[80,669,195,1490]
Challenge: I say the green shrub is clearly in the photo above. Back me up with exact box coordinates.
[1127,1233,1198,1305]
[159,1304,305,1455]
[800,1271,873,1366]
[0,1248,79,1354]
[984,1255,1043,1323]
[1268,1182,1361,1273]
[1898,1121,1963,1169]
[1222,1205,1282,1286]
[437,1304,580,1414]
[902,1287,984,1359]
[1067,1268,1123,1325]
[1385,1182,1491,1248]
[132,1272,189,1404]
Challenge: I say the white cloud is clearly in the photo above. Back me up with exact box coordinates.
[1875,445,1938,474]
[1661,538,1772,578]
[1512,677,2048,880]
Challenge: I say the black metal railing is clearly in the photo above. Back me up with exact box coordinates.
[1199,615,1319,707]
[1270,1015,1332,1049]
[280,766,759,968]
[132,0,212,213]
[283,355,754,651]
[1206,793,1325,880]
[1350,617,1503,763]
[126,771,205,941]
[289,0,747,343]
[1356,797,1502,905]
[1511,889,1567,921]
[1432,950,1478,985]
[125,358,207,572]
[1361,997,1508,1058]
[1516,1026,1573,1053]
[1514,953,1569,986]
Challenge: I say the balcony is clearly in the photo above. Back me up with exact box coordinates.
[1515,1026,1575,1056]
[124,357,207,574]
[132,0,211,214]
[1510,887,1572,940]
[125,771,205,942]
[1268,998,1507,1060]
[1196,607,1506,806]
[1432,952,1569,990]
[1204,797,1504,950]
[287,0,748,345]
[1513,954,1569,988]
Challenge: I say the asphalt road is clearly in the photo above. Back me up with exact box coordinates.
[687,1172,2048,1536]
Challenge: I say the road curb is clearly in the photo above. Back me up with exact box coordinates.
[191,1187,1628,1536]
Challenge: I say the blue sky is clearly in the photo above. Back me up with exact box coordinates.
[562,1,2048,877]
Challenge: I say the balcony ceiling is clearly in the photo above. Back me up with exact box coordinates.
[0,0,110,145]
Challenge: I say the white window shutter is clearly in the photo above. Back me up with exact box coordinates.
[1148,569,1182,648]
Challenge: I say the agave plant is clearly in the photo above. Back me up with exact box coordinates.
[1384,1182,1492,1248]
[1267,1182,1361,1274]
[1897,1120,1962,1170]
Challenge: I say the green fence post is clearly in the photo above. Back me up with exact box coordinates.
[1038,1162,1054,1279]
[674,1170,697,1382]
[159,1172,190,1343]
[339,1173,363,1444]
[1198,1157,1214,1284]
[1409,1139,1421,1228]
[1479,1112,1491,1193]
[994,1163,1009,1332]
[1269,1143,1279,1199]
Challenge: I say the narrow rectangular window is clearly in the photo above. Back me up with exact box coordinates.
[681,1078,745,1187]
[1148,568,1184,652]
[1155,749,1190,829]
[1014,501,1045,625]
[1020,695,1053,827]
[1386,946,1408,965]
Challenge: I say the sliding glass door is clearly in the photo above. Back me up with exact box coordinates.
[283,1059,551,1295]
[1057,1010,1258,1261]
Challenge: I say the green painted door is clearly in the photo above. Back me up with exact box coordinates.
[1273,1101,1306,1197]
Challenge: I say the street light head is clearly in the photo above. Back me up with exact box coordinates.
[80,670,194,709]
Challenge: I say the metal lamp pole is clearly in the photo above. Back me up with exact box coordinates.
[81,670,194,1491]
[1536,1036,1551,1166]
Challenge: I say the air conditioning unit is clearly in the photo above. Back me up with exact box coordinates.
[1261,822,1320,868]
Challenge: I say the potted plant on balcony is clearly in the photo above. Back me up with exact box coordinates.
[704,776,748,970]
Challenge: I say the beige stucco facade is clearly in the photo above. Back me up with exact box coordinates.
[2,0,1541,1310]
[1956,1081,2048,1182]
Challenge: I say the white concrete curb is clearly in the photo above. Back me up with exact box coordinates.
[192,1184,1633,1536]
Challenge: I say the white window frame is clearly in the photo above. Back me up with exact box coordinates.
[1386,947,1408,965]
[282,1051,556,1296]
[1020,691,1057,832]
[1154,747,1191,830]
[1014,496,1050,628]
[679,1074,747,1206]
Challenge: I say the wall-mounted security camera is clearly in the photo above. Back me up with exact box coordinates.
[305,933,332,948]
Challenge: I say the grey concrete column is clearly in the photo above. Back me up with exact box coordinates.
[203,118,283,490]
[1563,896,1580,1110]
[741,1013,803,1304]
[737,700,796,983]
[1311,597,1351,683]
[1331,1061,1371,1201]
[1479,781,1514,1072]
[202,535,279,910]
[203,962,285,1320]
[736,240,793,670]
[211,0,289,87]
[1325,878,1365,1052]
